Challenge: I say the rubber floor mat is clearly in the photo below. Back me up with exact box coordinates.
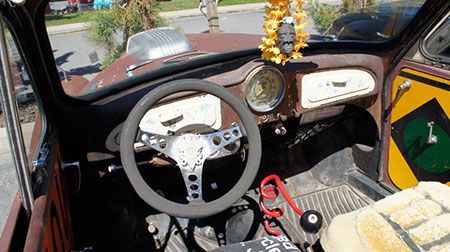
[277,184,374,245]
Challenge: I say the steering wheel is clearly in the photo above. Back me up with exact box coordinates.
[120,79,262,218]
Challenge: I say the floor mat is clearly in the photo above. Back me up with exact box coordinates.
[277,183,374,245]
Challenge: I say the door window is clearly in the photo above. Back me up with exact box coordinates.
[0,21,43,235]
[422,16,450,63]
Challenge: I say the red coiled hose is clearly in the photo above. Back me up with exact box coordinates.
[259,174,304,236]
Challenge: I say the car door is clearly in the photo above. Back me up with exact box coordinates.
[0,10,74,252]
[384,13,450,190]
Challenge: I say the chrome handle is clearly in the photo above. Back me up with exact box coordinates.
[392,80,412,107]
[32,148,50,171]
[331,81,346,87]
[426,121,438,145]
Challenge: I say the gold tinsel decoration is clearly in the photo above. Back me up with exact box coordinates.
[259,0,309,65]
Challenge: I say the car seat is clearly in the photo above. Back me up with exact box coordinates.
[320,181,450,252]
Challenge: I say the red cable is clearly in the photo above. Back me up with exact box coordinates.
[264,217,280,236]
[259,174,304,235]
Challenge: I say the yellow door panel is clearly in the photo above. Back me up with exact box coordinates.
[388,137,419,189]
[391,69,450,124]
[388,68,450,190]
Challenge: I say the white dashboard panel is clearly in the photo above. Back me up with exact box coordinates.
[301,69,375,109]
[139,94,222,134]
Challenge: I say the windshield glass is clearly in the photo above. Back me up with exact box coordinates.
[45,0,426,96]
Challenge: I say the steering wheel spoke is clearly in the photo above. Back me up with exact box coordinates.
[179,164,205,202]
[201,125,243,156]
[138,130,178,160]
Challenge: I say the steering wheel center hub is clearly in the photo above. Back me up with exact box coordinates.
[179,134,204,170]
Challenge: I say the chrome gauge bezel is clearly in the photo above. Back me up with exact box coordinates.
[242,65,286,112]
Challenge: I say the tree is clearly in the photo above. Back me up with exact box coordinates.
[88,0,166,69]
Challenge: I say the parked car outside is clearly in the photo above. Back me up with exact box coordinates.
[330,1,423,40]
[68,0,94,8]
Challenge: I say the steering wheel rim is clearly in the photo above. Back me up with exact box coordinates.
[121,79,262,218]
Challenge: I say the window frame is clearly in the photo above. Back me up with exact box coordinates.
[0,15,47,217]
[420,11,450,64]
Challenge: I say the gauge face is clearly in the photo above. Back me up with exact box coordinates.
[243,66,285,112]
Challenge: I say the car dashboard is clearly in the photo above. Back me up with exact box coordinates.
[91,52,383,162]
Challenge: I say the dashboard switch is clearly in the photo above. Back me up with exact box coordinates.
[277,113,288,121]
[273,122,287,135]
[290,109,300,118]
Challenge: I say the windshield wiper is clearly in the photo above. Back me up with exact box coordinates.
[309,34,337,41]
[163,51,209,65]
[125,51,209,76]
[126,60,154,77]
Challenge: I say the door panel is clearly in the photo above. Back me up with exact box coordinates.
[388,67,450,189]
[43,151,74,252]
[23,144,75,252]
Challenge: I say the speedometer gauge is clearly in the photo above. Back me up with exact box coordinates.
[243,66,286,112]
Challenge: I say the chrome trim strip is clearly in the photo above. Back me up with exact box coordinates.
[0,14,34,217]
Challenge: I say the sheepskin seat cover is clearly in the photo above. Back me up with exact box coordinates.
[320,182,450,252]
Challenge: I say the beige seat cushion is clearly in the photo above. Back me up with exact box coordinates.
[320,182,450,252]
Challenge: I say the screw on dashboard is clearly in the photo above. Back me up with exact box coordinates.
[261,115,269,123]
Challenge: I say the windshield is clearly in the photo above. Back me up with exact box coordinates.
[45,0,426,96]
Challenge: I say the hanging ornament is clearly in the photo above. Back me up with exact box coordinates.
[259,0,309,65]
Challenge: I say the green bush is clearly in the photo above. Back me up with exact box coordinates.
[307,0,341,32]
[88,0,166,69]
[307,0,374,33]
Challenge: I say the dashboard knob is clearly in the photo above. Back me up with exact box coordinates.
[277,113,288,121]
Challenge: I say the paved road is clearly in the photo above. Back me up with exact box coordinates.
[0,122,34,237]
[170,10,318,35]
[0,152,16,236]
[50,31,107,81]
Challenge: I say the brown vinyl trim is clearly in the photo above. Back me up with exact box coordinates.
[0,192,27,252]
[23,144,58,252]
[23,195,50,252]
